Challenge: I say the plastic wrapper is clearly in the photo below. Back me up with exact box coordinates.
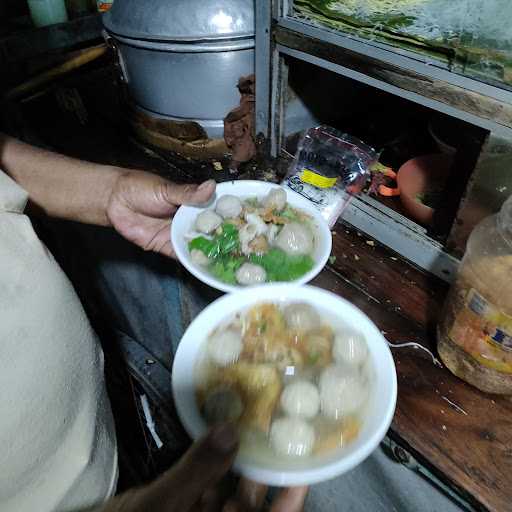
[282,126,376,228]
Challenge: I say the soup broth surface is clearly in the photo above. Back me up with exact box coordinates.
[195,301,374,466]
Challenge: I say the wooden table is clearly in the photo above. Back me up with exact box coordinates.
[317,224,512,512]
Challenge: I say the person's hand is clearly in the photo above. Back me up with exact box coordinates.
[101,424,308,512]
[106,170,216,258]
[224,478,308,512]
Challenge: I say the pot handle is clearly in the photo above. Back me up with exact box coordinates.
[103,30,129,84]
[378,168,400,197]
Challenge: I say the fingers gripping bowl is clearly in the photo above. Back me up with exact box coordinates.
[172,284,397,487]
[171,181,332,293]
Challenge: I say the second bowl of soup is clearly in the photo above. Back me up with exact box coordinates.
[172,284,397,486]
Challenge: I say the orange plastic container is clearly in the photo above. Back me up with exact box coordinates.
[379,154,452,225]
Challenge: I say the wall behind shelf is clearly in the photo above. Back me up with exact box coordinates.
[0,13,103,91]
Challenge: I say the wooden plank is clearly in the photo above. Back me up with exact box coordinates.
[316,224,512,512]
[329,224,448,331]
[275,27,512,130]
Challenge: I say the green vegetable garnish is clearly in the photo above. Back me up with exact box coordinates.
[209,256,245,284]
[250,248,314,282]
[309,352,320,365]
[189,221,314,285]
[188,236,216,257]
[189,223,240,259]
[281,207,299,221]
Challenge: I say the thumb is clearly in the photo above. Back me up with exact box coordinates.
[271,486,309,512]
[138,424,239,511]
[165,179,216,207]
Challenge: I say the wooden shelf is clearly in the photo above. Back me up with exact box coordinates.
[273,18,512,139]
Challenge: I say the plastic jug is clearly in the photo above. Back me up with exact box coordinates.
[438,195,512,394]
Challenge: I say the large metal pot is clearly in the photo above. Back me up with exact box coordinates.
[103,0,255,139]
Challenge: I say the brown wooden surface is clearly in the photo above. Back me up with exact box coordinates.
[317,223,512,512]
[275,27,512,131]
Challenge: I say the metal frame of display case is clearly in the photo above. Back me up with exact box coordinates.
[255,0,512,283]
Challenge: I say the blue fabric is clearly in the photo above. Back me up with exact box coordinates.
[40,220,467,512]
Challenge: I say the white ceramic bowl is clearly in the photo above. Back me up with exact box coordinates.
[171,180,332,293]
[172,284,397,487]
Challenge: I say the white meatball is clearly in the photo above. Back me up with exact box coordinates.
[284,303,320,331]
[270,417,315,457]
[216,195,242,219]
[319,365,368,419]
[333,331,368,366]
[190,249,210,266]
[195,210,222,234]
[281,380,320,419]
[203,388,243,424]
[264,187,287,211]
[274,222,314,256]
[207,329,243,366]
[235,263,267,285]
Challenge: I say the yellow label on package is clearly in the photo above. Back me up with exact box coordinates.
[300,169,337,189]
[450,287,512,373]
[466,289,512,345]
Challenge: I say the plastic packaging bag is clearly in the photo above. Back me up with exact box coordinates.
[282,126,376,228]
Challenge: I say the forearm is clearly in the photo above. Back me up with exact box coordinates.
[0,133,122,225]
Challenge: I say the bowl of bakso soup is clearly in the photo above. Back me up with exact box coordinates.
[172,284,397,486]
[171,181,332,293]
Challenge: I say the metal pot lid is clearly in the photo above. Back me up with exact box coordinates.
[103,0,255,42]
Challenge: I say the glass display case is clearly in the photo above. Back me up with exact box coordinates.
[292,0,512,90]
[255,0,512,282]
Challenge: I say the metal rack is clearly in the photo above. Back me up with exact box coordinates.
[255,0,512,282]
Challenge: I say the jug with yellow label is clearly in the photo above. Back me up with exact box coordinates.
[438,195,512,394]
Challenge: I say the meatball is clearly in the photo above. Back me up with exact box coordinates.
[319,365,368,419]
[195,210,222,235]
[281,380,320,419]
[264,187,287,211]
[235,263,267,286]
[333,330,368,366]
[274,222,314,256]
[207,328,243,366]
[190,249,210,266]
[216,195,243,219]
[270,417,315,457]
[202,388,244,424]
[284,303,320,331]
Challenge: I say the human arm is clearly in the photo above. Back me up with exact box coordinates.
[95,424,308,512]
[0,133,215,257]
